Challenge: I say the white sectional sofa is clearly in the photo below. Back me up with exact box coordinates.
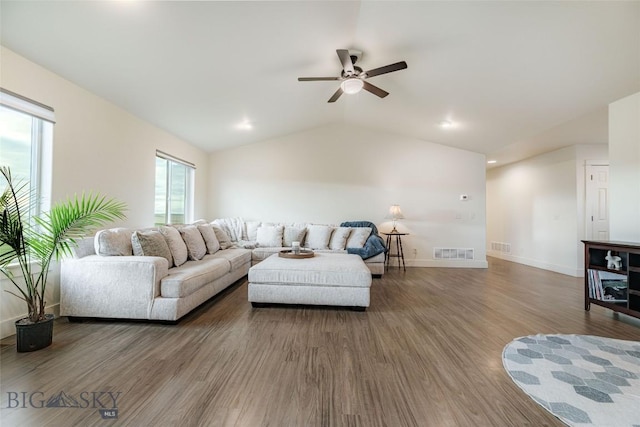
[60,219,385,322]
[60,225,252,322]
[226,220,385,276]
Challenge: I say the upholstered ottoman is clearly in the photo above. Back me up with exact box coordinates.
[248,252,372,310]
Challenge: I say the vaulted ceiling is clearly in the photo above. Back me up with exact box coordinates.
[2,1,639,167]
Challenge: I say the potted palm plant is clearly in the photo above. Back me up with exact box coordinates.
[0,166,126,352]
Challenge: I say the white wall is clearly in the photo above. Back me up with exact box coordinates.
[486,144,608,276]
[209,123,488,268]
[0,47,210,338]
[609,92,640,242]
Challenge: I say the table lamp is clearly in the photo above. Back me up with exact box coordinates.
[386,204,404,233]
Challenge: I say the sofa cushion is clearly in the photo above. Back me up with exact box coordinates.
[160,226,188,267]
[283,225,307,247]
[209,248,252,271]
[346,227,371,249]
[252,247,284,261]
[197,224,220,254]
[180,225,207,261]
[305,225,332,249]
[211,223,234,249]
[161,258,230,298]
[131,230,173,267]
[256,225,284,247]
[95,228,132,256]
[329,227,352,250]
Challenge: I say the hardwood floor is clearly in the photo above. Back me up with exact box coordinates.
[1,257,639,427]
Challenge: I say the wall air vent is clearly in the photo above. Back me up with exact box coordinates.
[490,242,512,253]
[433,248,474,260]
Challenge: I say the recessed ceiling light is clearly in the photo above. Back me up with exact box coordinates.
[439,120,453,128]
[236,120,253,130]
[487,160,497,164]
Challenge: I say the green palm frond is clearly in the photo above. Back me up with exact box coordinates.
[31,192,126,261]
[1,165,127,322]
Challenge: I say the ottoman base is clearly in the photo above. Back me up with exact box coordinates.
[248,282,369,309]
[250,301,366,311]
[248,253,372,310]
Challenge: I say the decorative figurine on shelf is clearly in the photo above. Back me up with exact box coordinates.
[605,250,622,270]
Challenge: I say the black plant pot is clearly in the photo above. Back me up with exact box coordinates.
[15,314,54,352]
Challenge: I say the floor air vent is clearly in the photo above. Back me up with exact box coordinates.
[490,242,511,253]
[433,248,474,260]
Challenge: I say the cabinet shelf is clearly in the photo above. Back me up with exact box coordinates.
[583,240,640,320]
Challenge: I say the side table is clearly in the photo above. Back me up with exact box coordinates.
[382,232,408,271]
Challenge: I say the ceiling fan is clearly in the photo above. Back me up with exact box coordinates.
[298,49,408,103]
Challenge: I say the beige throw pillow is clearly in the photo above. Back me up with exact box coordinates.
[179,225,207,261]
[211,224,234,249]
[283,226,307,247]
[197,224,220,254]
[329,227,352,250]
[131,230,173,267]
[94,228,133,256]
[160,226,188,267]
[346,227,371,248]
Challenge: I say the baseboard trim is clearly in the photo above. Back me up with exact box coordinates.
[0,303,60,340]
[486,251,582,277]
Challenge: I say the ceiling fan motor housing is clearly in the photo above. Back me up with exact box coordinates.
[342,66,364,78]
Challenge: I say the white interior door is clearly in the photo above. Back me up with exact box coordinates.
[585,165,610,240]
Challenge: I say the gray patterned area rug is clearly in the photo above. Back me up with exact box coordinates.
[503,334,640,426]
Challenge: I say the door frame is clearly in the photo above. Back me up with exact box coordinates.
[584,161,610,241]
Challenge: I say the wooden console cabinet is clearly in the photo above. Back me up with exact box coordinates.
[582,240,640,320]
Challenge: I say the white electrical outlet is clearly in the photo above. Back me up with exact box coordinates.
[460,194,469,201]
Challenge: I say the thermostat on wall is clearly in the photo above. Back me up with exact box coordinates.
[460,194,469,201]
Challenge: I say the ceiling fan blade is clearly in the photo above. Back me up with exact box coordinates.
[298,77,340,81]
[328,87,344,103]
[336,49,355,75]
[364,61,408,78]
[362,81,389,98]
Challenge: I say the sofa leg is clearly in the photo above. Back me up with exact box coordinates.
[372,274,382,279]
[350,306,367,312]
[67,316,87,323]
[251,302,269,308]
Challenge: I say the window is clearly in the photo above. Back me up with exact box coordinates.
[154,151,195,225]
[0,88,54,219]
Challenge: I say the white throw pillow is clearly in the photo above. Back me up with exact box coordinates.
[160,226,188,267]
[283,225,307,247]
[211,223,234,249]
[244,221,261,241]
[346,227,371,248]
[131,230,173,267]
[329,227,352,250]
[256,225,284,247]
[197,224,220,254]
[94,228,133,256]
[179,225,207,261]
[305,225,332,250]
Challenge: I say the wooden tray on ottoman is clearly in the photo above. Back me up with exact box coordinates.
[279,249,314,259]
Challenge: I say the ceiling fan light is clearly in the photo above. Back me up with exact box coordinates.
[340,78,364,94]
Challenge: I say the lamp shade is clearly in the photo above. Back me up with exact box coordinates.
[340,78,364,94]
[386,204,404,220]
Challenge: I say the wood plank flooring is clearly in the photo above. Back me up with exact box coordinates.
[1,257,639,427]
